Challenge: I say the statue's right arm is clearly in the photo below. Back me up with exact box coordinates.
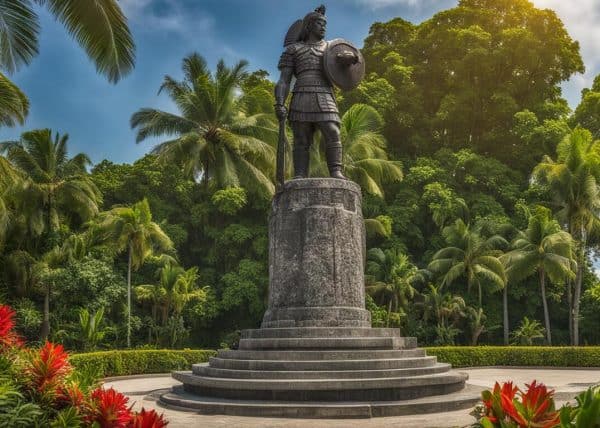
[274,67,293,120]
[275,67,292,106]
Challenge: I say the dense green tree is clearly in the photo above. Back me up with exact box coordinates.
[428,219,507,308]
[420,283,466,345]
[502,209,576,344]
[365,248,417,328]
[96,198,173,347]
[534,129,600,345]
[131,53,276,197]
[571,75,600,139]
[0,130,101,244]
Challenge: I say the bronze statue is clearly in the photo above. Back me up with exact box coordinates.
[274,5,365,185]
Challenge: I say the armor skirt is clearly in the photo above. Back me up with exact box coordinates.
[288,92,340,123]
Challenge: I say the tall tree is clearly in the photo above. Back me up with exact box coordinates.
[311,104,403,197]
[0,129,101,244]
[502,210,576,345]
[365,248,417,328]
[428,219,507,308]
[534,128,600,345]
[97,198,173,347]
[131,53,276,197]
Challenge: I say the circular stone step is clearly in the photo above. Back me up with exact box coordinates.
[237,336,412,350]
[240,327,404,339]
[207,356,438,371]
[192,362,451,379]
[217,348,424,360]
[173,370,468,401]
[159,383,484,418]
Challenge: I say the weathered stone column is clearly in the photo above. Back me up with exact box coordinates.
[261,178,371,328]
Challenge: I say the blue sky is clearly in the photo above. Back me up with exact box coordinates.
[1,0,599,165]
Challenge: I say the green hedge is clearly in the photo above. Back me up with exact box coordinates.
[426,346,600,368]
[69,349,216,378]
[69,347,600,378]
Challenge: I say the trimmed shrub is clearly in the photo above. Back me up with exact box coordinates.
[426,346,600,368]
[70,349,216,378]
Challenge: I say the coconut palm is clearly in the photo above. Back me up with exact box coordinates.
[0,0,135,126]
[96,198,173,347]
[0,156,21,249]
[365,248,417,328]
[0,73,28,126]
[427,219,507,308]
[510,317,545,346]
[420,283,466,345]
[0,0,134,79]
[130,53,276,197]
[311,104,403,197]
[136,264,206,328]
[502,210,576,345]
[534,128,600,345]
[0,129,101,241]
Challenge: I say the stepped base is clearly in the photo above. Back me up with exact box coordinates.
[167,327,474,417]
[160,384,483,418]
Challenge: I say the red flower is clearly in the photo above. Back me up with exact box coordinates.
[25,342,72,398]
[0,305,23,349]
[128,408,168,428]
[519,381,560,428]
[87,387,133,428]
[57,382,85,409]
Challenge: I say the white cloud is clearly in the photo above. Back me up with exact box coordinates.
[120,0,214,38]
[352,0,438,10]
[531,0,600,95]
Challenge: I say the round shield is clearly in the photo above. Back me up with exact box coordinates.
[323,39,365,91]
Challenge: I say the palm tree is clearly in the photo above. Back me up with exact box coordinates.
[97,198,173,347]
[131,53,276,197]
[0,73,28,126]
[427,219,507,308]
[0,130,101,242]
[365,248,417,328]
[534,128,600,345]
[5,233,87,340]
[510,317,545,346]
[502,210,576,345]
[0,156,21,249]
[420,283,466,345]
[310,104,403,197]
[136,264,206,345]
[1,1,134,127]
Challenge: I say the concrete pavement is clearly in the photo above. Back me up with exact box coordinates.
[103,368,600,428]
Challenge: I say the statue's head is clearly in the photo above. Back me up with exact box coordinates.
[300,5,327,41]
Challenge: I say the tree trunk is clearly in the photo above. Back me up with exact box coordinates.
[539,269,552,345]
[386,300,392,328]
[567,279,573,345]
[127,244,132,348]
[503,284,509,345]
[40,283,51,342]
[573,253,583,346]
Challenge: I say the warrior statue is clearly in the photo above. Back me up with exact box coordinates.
[274,5,365,184]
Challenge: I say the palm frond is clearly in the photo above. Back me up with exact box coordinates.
[0,0,39,73]
[0,71,29,125]
[42,0,134,83]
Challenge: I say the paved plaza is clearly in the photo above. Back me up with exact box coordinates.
[104,367,600,428]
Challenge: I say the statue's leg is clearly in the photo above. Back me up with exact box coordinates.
[291,121,313,179]
[318,121,346,180]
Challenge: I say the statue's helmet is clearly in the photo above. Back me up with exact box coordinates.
[299,5,326,40]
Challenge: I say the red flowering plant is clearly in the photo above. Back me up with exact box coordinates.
[85,387,133,428]
[475,380,560,428]
[23,341,73,404]
[128,407,169,428]
[0,304,23,349]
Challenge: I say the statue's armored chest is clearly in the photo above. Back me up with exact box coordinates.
[293,42,327,74]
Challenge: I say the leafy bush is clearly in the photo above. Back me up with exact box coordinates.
[426,346,600,368]
[0,304,170,426]
[70,349,216,377]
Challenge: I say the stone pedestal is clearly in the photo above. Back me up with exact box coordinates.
[262,179,370,328]
[161,179,478,418]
